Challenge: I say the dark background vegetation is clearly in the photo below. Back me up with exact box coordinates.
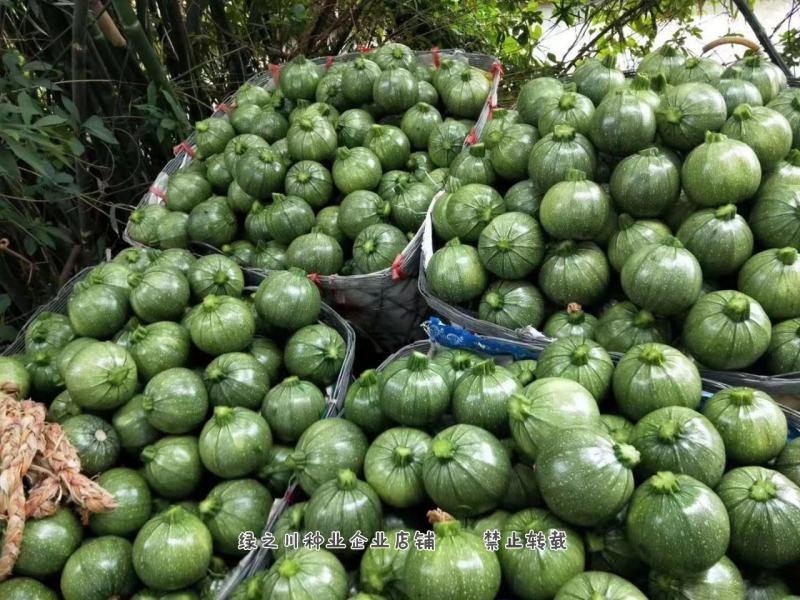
[1,0,798,341]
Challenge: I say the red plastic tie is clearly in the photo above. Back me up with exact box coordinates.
[490,61,505,77]
[357,45,372,54]
[391,254,406,281]
[307,272,322,285]
[214,102,233,114]
[325,56,334,71]
[464,129,478,146]
[269,63,281,86]
[172,141,196,158]
[284,490,295,505]
[431,47,441,69]
[149,186,167,202]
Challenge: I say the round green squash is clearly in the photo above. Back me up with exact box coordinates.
[128,322,190,382]
[199,406,272,478]
[286,117,338,163]
[620,237,702,317]
[133,506,213,591]
[722,103,792,170]
[767,317,800,374]
[504,179,543,218]
[676,204,753,277]
[656,82,727,150]
[14,507,83,577]
[280,56,322,100]
[540,169,611,240]
[24,311,75,355]
[760,149,800,195]
[127,203,168,246]
[428,119,470,168]
[285,160,334,209]
[165,171,212,212]
[608,215,672,271]
[199,478,271,556]
[388,181,434,232]
[261,376,325,442]
[62,414,119,475]
[186,295,255,355]
[612,343,701,420]
[589,89,657,156]
[716,466,800,568]
[528,124,597,193]
[485,124,539,182]
[517,76,563,125]
[290,418,368,494]
[536,91,595,136]
[538,241,610,307]
[364,427,431,509]
[204,352,270,410]
[0,578,57,600]
[575,55,626,106]
[47,389,81,422]
[452,360,521,435]
[738,247,800,320]
[332,146,383,194]
[224,133,269,174]
[286,231,344,276]
[401,510,501,600]
[506,359,537,386]
[441,67,491,119]
[508,378,600,461]
[60,536,138,600]
[535,337,613,401]
[625,471,730,575]
[141,435,202,499]
[89,468,152,537]
[768,88,800,148]
[554,571,647,600]
[305,468,383,557]
[364,124,411,171]
[359,528,411,598]
[630,406,726,487]
[682,131,761,207]
[128,266,190,323]
[478,280,546,330]
[373,68,418,115]
[353,223,408,274]
[702,387,788,465]
[450,143,496,186]
[443,182,505,242]
[188,254,244,299]
[422,424,510,517]
[254,240,289,270]
[499,508,585,600]
[262,548,348,600]
[67,282,129,339]
[648,556,746,600]
[543,303,598,340]
[341,57,381,105]
[337,190,392,239]
[380,351,451,427]
[283,323,345,387]
[315,72,347,111]
[343,369,388,436]
[724,54,787,103]
[254,269,321,331]
[749,182,800,249]
[336,108,375,148]
[683,290,772,370]
[141,367,208,434]
[24,348,64,399]
[86,262,133,294]
[719,76,764,115]
[234,147,287,199]
[64,341,137,410]
[609,146,682,218]
[264,194,315,244]
[426,239,488,304]
[776,438,800,488]
[600,414,635,445]
[536,427,639,527]
[187,196,238,247]
[112,394,158,452]
[637,44,686,81]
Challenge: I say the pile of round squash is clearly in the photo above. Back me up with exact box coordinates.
[0,249,351,599]
[127,42,495,277]
[425,46,800,375]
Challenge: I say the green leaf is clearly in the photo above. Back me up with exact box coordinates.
[4,138,50,174]
[34,115,67,128]
[83,115,117,145]
[0,149,20,181]
[17,92,41,125]
[0,294,11,313]
[0,325,18,343]
[61,96,80,124]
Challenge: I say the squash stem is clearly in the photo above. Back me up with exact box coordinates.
[358,370,379,386]
[392,446,413,467]
[749,479,778,502]
[777,247,798,265]
[277,558,300,578]
[484,292,504,310]
[570,345,591,366]
[566,303,584,323]
[649,471,680,494]
[729,388,755,406]
[639,346,665,366]
[585,530,605,553]
[633,310,656,329]
[723,297,751,322]
[657,420,681,442]
[471,359,496,376]
[407,352,430,372]
[558,93,576,110]
[614,443,640,468]
[732,103,753,121]
[199,498,220,518]
[336,468,358,490]
[431,438,455,460]
[714,204,737,221]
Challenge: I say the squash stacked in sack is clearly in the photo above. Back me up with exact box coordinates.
[0,252,351,598]
[425,47,800,375]
[127,42,495,277]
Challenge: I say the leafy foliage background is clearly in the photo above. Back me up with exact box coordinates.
[0,0,798,341]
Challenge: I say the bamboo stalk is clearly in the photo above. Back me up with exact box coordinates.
[91,0,126,47]
[209,0,248,83]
